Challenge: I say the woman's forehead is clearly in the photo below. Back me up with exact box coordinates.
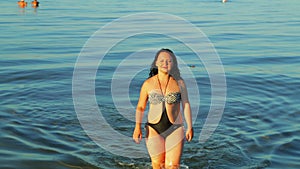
[157,52,172,60]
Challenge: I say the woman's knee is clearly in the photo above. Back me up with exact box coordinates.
[150,153,165,168]
[165,162,180,169]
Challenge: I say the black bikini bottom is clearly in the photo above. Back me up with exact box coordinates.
[146,108,183,138]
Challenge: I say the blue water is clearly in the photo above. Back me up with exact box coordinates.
[1,0,300,168]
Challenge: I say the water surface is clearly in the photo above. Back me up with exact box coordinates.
[1,0,299,168]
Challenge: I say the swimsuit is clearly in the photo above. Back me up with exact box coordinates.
[148,92,181,105]
[146,92,183,138]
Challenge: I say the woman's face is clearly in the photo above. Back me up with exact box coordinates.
[156,52,173,74]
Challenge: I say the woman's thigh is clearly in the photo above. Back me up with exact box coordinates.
[146,126,166,159]
[165,127,184,167]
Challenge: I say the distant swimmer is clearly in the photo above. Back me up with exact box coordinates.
[222,0,228,3]
[17,0,27,8]
[31,0,39,8]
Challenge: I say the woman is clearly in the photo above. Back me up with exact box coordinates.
[31,0,39,8]
[133,48,193,169]
[17,0,27,8]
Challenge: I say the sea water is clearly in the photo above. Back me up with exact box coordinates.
[1,0,299,168]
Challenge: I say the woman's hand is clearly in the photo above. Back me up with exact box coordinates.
[133,127,143,144]
[185,127,194,142]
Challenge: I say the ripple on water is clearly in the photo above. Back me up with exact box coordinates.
[271,138,300,168]
[0,106,101,169]
[216,73,300,168]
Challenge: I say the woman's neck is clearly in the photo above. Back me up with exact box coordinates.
[157,72,169,82]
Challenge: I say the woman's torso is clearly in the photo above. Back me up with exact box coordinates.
[146,76,183,124]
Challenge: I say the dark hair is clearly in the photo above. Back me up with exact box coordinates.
[149,48,181,80]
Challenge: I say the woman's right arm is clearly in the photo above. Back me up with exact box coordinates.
[133,81,148,144]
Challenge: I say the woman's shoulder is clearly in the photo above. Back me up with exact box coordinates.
[140,76,157,91]
[143,76,155,85]
[176,78,186,87]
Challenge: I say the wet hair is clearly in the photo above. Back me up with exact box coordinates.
[149,48,181,80]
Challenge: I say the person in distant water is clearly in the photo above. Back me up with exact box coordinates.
[222,0,228,3]
[133,48,193,169]
[17,0,27,8]
[31,0,39,8]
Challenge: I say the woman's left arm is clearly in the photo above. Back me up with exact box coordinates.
[179,79,194,142]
